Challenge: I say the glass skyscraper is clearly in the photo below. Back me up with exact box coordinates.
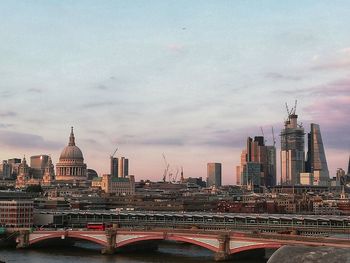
[207,163,222,187]
[305,123,329,186]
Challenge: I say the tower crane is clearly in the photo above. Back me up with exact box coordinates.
[110,147,118,158]
[173,167,179,183]
[260,126,267,144]
[271,126,276,147]
[293,100,297,114]
[285,102,291,116]
[162,153,170,182]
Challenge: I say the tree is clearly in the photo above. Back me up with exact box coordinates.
[25,184,43,193]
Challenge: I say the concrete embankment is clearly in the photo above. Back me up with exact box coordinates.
[268,245,350,263]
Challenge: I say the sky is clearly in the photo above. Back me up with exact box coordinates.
[0,1,349,184]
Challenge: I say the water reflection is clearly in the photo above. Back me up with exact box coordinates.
[1,241,268,263]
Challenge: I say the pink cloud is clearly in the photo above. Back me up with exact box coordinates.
[304,96,350,124]
[303,95,350,151]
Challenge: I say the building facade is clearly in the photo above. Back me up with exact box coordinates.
[118,157,129,178]
[0,200,33,228]
[207,163,222,187]
[92,174,135,195]
[15,157,30,188]
[56,127,87,182]
[110,157,118,177]
[0,161,11,179]
[30,155,50,179]
[280,113,305,185]
[236,136,276,188]
[15,155,55,188]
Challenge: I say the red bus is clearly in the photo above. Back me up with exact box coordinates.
[86,223,107,230]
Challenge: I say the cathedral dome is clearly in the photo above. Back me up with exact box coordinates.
[58,127,84,161]
[56,127,87,182]
[59,145,83,160]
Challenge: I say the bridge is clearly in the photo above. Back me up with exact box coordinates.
[34,210,350,236]
[16,228,350,261]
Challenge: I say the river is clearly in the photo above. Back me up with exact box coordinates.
[0,241,269,263]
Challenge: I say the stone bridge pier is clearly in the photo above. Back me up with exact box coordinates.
[214,234,230,261]
[101,229,117,255]
[16,230,30,249]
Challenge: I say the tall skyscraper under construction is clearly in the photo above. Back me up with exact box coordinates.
[280,104,305,185]
[305,123,329,186]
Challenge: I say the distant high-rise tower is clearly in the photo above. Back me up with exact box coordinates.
[30,155,49,179]
[236,136,276,187]
[110,157,118,177]
[305,123,329,186]
[207,163,222,187]
[118,157,129,178]
[280,107,305,185]
[348,156,350,175]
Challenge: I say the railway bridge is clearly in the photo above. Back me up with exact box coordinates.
[16,229,350,261]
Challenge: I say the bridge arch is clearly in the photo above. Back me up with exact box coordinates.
[116,234,219,253]
[29,232,107,247]
[230,243,283,255]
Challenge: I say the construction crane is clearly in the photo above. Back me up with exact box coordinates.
[260,126,267,144]
[293,100,297,115]
[271,126,276,147]
[162,153,170,182]
[110,147,118,158]
[286,99,298,116]
[285,102,291,116]
[173,167,179,183]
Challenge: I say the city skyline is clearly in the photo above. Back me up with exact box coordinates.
[0,1,349,184]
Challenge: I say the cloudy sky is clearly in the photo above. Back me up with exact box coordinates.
[0,1,349,184]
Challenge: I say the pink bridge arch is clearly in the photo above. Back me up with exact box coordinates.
[115,232,220,253]
[29,231,108,247]
[230,242,283,255]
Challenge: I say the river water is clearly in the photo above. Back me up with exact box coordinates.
[0,241,268,263]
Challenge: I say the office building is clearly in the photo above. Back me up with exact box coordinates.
[266,146,277,186]
[118,157,129,178]
[300,172,314,185]
[236,150,247,185]
[0,161,11,179]
[30,155,49,179]
[280,111,305,185]
[236,136,276,188]
[92,174,135,195]
[207,163,222,187]
[6,158,21,178]
[110,157,118,177]
[0,200,33,228]
[305,123,329,186]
